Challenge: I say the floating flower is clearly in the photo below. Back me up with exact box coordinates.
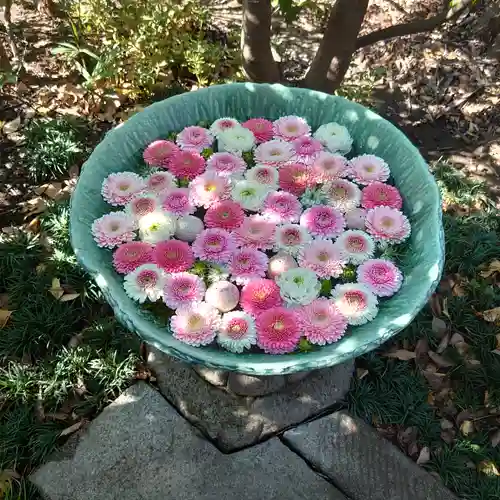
[254,139,294,166]
[210,117,240,137]
[101,172,146,206]
[365,206,411,243]
[357,259,403,297]
[273,116,310,141]
[192,228,236,264]
[267,252,298,280]
[246,165,279,191]
[298,239,346,279]
[205,280,240,312]
[163,272,206,309]
[256,307,301,354]
[233,215,276,250]
[278,163,313,196]
[124,263,165,303]
[171,302,220,346]
[138,211,177,244]
[240,279,283,316]
[350,155,390,185]
[146,171,177,195]
[143,140,179,167]
[313,122,353,154]
[161,188,195,216]
[262,191,302,223]
[206,152,247,178]
[189,171,230,208]
[176,125,213,152]
[217,311,257,353]
[113,241,153,274]
[231,180,269,211]
[92,212,136,248]
[299,205,345,238]
[175,215,204,242]
[361,182,403,210]
[331,283,378,325]
[291,136,322,164]
[333,230,375,264]
[218,126,255,152]
[153,239,194,273]
[345,208,367,230]
[242,118,274,143]
[322,179,361,212]
[276,268,320,305]
[204,200,245,231]
[274,224,312,256]
[168,150,206,180]
[300,188,327,208]
[228,248,268,285]
[126,193,160,219]
[299,298,348,345]
[311,152,350,183]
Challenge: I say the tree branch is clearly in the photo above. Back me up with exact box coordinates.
[356,0,475,49]
[241,0,281,83]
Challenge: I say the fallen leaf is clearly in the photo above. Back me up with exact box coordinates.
[356,368,369,380]
[2,116,21,134]
[59,420,86,437]
[477,460,500,477]
[60,293,80,302]
[68,164,80,179]
[491,429,500,447]
[480,260,500,278]
[491,349,500,356]
[44,182,64,200]
[415,338,429,358]
[429,294,442,317]
[49,278,64,300]
[436,332,451,354]
[0,309,13,328]
[21,197,47,217]
[496,334,500,350]
[428,351,455,368]
[456,409,476,427]
[460,420,475,436]
[442,297,451,319]
[432,317,448,337]
[450,332,465,345]
[26,217,41,233]
[417,446,431,465]
[481,307,500,324]
[0,469,21,495]
[441,419,454,430]
[441,429,455,444]
[384,349,416,361]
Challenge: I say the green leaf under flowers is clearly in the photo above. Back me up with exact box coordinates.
[298,338,314,352]
[320,278,332,296]
[201,147,213,159]
[178,177,190,187]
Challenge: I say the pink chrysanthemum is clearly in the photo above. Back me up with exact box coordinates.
[192,228,236,264]
[176,126,213,152]
[361,182,403,210]
[246,165,279,190]
[163,272,206,309]
[345,208,368,230]
[126,194,160,219]
[262,191,302,224]
[161,188,194,216]
[242,118,274,143]
[299,205,345,238]
[331,283,378,325]
[146,171,177,195]
[143,140,180,167]
[256,307,301,354]
[228,248,269,285]
[273,116,310,142]
[113,241,153,274]
[210,117,240,137]
[278,163,313,196]
[233,215,276,250]
[168,150,206,180]
[254,140,294,166]
[101,172,146,206]
[299,298,348,345]
[350,155,390,185]
[171,302,220,346]
[92,212,136,249]
[206,152,247,178]
[189,171,230,209]
[274,224,311,256]
[240,279,283,316]
[153,240,194,273]
[357,259,403,297]
[298,239,346,279]
[365,206,411,243]
[333,230,375,264]
[322,179,361,212]
[312,152,350,183]
[291,136,322,164]
[124,264,165,303]
[204,200,245,231]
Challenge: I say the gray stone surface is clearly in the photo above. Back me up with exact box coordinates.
[282,411,459,500]
[31,382,346,500]
[147,346,353,451]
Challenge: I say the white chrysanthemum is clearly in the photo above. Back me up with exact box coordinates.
[274,224,312,257]
[313,122,353,154]
[175,214,204,242]
[123,264,165,303]
[333,230,375,264]
[209,117,240,137]
[331,283,378,325]
[231,180,270,211]
[217,311,257,353]
[218,126,256,152]
[138,211,177,244]
[300,188,328,208]
[245,165,279,191]
[276,268,320,306]
[322,179,361,212]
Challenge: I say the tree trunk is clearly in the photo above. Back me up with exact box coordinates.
[1,0,18,62]
[241,0,281,83]
[37,0,58,18]
[303,0,369,93]
[0,41,12,72]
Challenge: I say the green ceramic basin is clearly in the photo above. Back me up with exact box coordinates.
[70,83,444,375]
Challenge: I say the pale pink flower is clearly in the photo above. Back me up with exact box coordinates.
[124,263,165,303]
[168,150,206,180]
[143,140,179,167]
[163,272,206,309]
[246,165,279,190]
[291,136,322,164]
[171,302,220,346]
[146,171,176,195]
[92,212,136,248]
[176,126,213,152]
[192,228,236,264]
[189,171,230,208]
[204,200,245,231]
[345,208,367,230]
[254,140,294,166]
[298,239,346,279]
[333,230,375,264]
[262,191,302,224]
[233,215,276,250]
[256,307,301,354]
[365,206,411,243]
[299,205,345,238]
[312,152,350,183]
[205,281,240,312]
[113,241,153,274]
[267,252,298,280]
[217,311,257,353]
[126,194,160,219]
[274,224,311,256]
[350,155,390,185]
[210,118,240,137]
[278,163,313,196]
[273,116,310,142]
[331,283,378,325]
[206,152,247,177]
[357,259,403,297]
[322,179,361,212]
[361,182,403,210]
[101,172,146,206]
[228,248,268,285]
[153,239,194,273]
[240,279,283,316]
[242,118,273,143]
[161,188,195,216]
[299,298,348,345]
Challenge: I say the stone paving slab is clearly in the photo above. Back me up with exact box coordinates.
[282,410,459,500]
[147,346,353,451]
[31,382,347,500]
